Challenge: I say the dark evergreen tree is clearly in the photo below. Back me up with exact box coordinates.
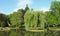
[25,4,29,11]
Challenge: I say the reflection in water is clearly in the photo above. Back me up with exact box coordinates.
[25,32,44,36]
[0,31,10,36]
[0,30,60,36]
[45,30,60,36]
[9,29,25,36]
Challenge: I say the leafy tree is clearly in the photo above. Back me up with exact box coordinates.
[46,12,55,27]
[38,11,46,29]
[10,10,23,27]
[24,10,46,29]
[50,1,60,13]
[0,21,5,27]
[24,10,38,29]
[50,1,60,27]
[0,13,9,27]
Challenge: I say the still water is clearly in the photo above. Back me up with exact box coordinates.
[0,29,60,36]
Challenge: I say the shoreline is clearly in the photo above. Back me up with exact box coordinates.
[0,27,60,32]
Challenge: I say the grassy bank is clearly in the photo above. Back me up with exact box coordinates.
[27,29,47,32]
[0,27,60,32]
[0,27,20,31]
[0,27,10,31]
[49,27,60,31]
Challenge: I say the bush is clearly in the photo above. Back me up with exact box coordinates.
[0,21,5,27]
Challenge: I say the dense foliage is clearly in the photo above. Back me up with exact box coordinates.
[24,10,46,29]
[24,10,38,29]
[10,10,23,27]
[0,14,9,27]
[0,1,60,29]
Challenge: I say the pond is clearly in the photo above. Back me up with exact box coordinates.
[0,29,60,36]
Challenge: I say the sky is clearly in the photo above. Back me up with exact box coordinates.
[0,0,56,14]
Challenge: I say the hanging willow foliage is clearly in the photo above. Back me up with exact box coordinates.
[24,10,38,29]
[38,12,46,29]
[24,10,46,29]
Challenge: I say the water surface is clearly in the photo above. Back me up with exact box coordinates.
[0,29,60,36]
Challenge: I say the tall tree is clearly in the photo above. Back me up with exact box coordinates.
[38,12,46,29]
[24,10,38,29]
[0,13,9,27]
[10,10,23,27]
[50,1,60,27]
[25,4,29,11]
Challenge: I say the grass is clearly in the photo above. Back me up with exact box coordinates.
[0,27,20,31]
[27,29,47,32]
[26,27,60,32]
[0,27,10,31]
[49,27,60,31]
[28,30,44,32]
[0,27,60,32]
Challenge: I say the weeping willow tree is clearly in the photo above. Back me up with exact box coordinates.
[24,10,46,29]
[24,10,38,29]
[38,11,46,29]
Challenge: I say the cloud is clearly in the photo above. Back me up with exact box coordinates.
[13,0,33,11]
[0,10,8,14]
[0,9,10,14]
[0,10,5,14]
[40,8,50,12]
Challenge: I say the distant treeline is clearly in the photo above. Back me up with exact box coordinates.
[0,1,60,29]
